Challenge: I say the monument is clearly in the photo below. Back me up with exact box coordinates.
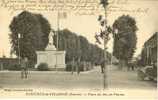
[36,31,66,71]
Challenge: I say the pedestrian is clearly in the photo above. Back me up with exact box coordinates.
[77,61,80,75]
[128,61,135,71]
[131,63,135,71]
[21,57,29,79]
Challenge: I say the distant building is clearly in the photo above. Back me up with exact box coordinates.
[0,57,19,70]
[140,32,157,66]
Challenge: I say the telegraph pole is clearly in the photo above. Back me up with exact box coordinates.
[57,11,60,50]
[18,33,21,64]
[55,11,60,71]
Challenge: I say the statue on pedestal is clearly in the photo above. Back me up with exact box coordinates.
[45,31,56,50]
[36,30,66,70]
[48,31,54,45]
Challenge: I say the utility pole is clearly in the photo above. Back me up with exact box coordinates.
[55,11,60,71]
[57,11,60,51]
[18,33,21,65]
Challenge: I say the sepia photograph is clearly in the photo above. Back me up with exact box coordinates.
[0,0,157,99]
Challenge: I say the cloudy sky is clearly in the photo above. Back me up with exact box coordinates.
[0,0,158,58]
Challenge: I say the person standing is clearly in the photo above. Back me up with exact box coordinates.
[77,60,80,75]
[100,60,105,73]
[21,57,29,79]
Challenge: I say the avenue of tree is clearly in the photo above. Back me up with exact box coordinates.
[9,0,138,69]
[9,11,111,68]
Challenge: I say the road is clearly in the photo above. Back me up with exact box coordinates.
[0,65,157,90]
[106,65,157,90]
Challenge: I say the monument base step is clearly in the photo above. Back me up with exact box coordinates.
[49,68,65,71]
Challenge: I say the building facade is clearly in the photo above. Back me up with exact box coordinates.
[141,32,157,66]
[0,57,19,70]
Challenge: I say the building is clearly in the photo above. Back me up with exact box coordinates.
[0,57,19,70]
[140,32,157,66]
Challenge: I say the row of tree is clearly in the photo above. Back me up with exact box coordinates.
[53,29,111,65]
[9,10,138,69]
[9,11,111,67]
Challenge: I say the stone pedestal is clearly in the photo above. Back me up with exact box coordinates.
[36,50,66,70]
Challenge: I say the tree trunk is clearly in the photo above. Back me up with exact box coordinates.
[103,40,108,89]
[77,57,80,75]
[0,63,3,70]
[71,57,75,75]
[119,59,122,70]
[103,3,108,89]
[119,59,126,70]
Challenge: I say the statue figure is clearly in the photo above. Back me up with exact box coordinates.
[46,30,56,50]
[48,31,55,45]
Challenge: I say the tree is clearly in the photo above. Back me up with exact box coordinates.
[95,0,109,89]
[112,15,138,69]
[9,11,51,66]
[35,14,51,50]
[79,35,90,61]
[53,29,105,73]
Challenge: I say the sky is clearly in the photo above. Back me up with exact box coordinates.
[0,0,158,58]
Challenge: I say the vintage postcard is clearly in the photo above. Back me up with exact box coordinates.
[0,0,157,99]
